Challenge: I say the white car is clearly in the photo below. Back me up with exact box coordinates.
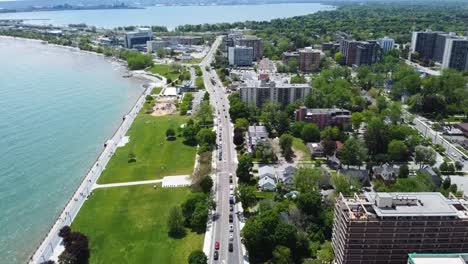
[229,185,233,190]
[229,234,234,241]
[229,190,234,196]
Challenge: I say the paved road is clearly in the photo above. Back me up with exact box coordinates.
[201,36,245,264]
[411,116,467,170]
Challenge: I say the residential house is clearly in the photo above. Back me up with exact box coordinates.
[279,165,296,185]
[373,163,400,183]
[258,165,277,191]
[307,142,324,157]
[247,126,268,152]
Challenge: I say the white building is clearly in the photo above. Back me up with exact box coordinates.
[228,46,254,66]
[147,38,170,53]
[124,28,152,49]
[442,37,468,71]
[377,36,395,53]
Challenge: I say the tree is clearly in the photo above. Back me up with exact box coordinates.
[167,206,185,238]
[196,128,216,147]
[364,117,388,155]
[321,126,340,141]
[236,184,257,211]
[272,246,293,264]
[334,51,343,63]
[301,123,320,143]
[57,230,90,264]
[339,138,367,169]
[235,118,249,130]
[293,167,324,192]
[233,127,245,146]
[276,111,291,136]
[291,121,306,138]
[190,202,209,232]
[195,101,213,127]
[387,140,408,161]
[156,47,166,58]
[388,102,402,124]
[128,151,136,163]
[296,191,321,215]
[198,175,213,193]
[237,154,253,183]
[188,250,208,264]
[332,172,361,196]
[414,145,437,168]
[399,163,409,178]
[166,128,176,140]
[316,241,334,263]
[442,176,451,190]
[455,161,464,171]
[279,133,294,161]
[322,139,336,159]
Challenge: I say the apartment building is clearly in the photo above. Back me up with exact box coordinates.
[356,41,382,66]
[377,37,395,53]
[442,38,468,71]
[332,192,468,264]
[408,253,468,264]
[239,77,310,107]
[228,46,254,66]
[298,47,321,72]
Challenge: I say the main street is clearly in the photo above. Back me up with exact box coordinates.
[201,36,245,264]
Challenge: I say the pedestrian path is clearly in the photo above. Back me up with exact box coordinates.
[92,175,192,190]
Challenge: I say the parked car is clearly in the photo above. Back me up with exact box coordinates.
[229,214,233,223]
[214,250,219,260]
[229,224,234,232]
[229,243,233,252]
[230,205,233,212]
[229,233,234,241]
[215,241,220,250]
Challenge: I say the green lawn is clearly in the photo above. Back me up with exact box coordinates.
[292,137,311,161]
[72,186,203,264]
[148,64,181,81]
[98,115,197,184]
[151,87,163,95]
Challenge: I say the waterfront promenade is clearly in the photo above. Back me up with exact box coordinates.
[28,85,153,264]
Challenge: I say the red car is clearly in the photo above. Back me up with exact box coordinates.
[215,241,220,250]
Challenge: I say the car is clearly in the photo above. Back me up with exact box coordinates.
[229,184,233,190]
[229,214,233,223]
[230,205,234,211]
[215,241,220,250]
[214,250,219,260]
[229,224,234,232]
[229,178,233,184]
[229,243,233,252]
[229,190,234,196]
[229,233,234,241]
[463,155,468,161]
[452,152,457,157]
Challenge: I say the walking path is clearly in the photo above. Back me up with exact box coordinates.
[92,175,192,190]
[92,179,163,190]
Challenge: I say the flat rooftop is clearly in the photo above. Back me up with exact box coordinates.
[365,192,459,217]
[409,253,468,264]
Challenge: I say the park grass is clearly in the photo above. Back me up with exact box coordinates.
[292,137,311,161]
[151,87,163,95]
[148,64,181,81]
[97,114,197,184]
[72,185,203,264]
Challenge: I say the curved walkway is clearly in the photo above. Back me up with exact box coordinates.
[92,175,192,190]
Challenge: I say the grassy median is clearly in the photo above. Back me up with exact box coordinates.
[72,185,203,264]
[97,114,197,184]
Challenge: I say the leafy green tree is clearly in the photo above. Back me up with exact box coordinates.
[166,128,176,140]
[233,127,245,146]
[190,202,209,232]
[195,101,213,127]
[364,117,389,155]
[188,250,208,264]
[279,134,294,161]
[442,176,451,190]
[301,123,320,142]
[399,163,409,178]
[332,172,361,196]
[291,121,306,138]
[322,139,336,159]
[316,241,334,263]
[296,191,322,215]
[236,184,257,211]
[196,128,216,147]
[339,138,367,169]
[167,206,185,238]
[235,118,249,130]
[321,126,341,141]
[198,176,213,193]
[414,145,436,168]
[276,111,291,136]
[387,140,408,161]
[387,102,402,124]
[293,167,323,192]
[237,154,253,183]
[272,246,293,264]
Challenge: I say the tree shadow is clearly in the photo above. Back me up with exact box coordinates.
[168,229,186,239]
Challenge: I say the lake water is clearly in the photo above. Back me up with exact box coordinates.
[0,3,334,29]
[0,37,144,263]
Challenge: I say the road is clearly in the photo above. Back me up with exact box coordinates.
[411,115,467,170]
[201,36,246,264]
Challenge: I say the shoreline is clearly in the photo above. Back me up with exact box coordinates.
[0,36,159,263]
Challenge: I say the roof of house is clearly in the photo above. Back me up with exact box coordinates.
[259,165,276,178]
[373,163,399,181]
[259,176,276,187]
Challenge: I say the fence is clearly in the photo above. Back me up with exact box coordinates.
[29,86,152,263]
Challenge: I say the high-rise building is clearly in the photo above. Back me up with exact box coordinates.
[332,192,468,264]
[282,51,300,65]
[377,37,395,53]
[228,46,254,66]
[146,38,169,53]
[411,31,440,61]
[236,35,263,61]
[239,76,310,107]
[340,39,359,66]
[124,28,152,49]
[356,41,382,66]
[442,38,468,71]
[340,40,382,66]
[298,47,321,72]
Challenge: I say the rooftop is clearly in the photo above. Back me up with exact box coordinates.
[365,192,459,217]
[408,253,468,264]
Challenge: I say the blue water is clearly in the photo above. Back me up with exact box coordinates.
[0,3,334,29]
[0,37,144,263]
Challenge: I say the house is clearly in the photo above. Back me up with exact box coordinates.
[307,142,324,157]
[338,169,369,184]
[247,126,268,152]
[259,176,277,191]
[373,163,399,183]
[279,165,296,185]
